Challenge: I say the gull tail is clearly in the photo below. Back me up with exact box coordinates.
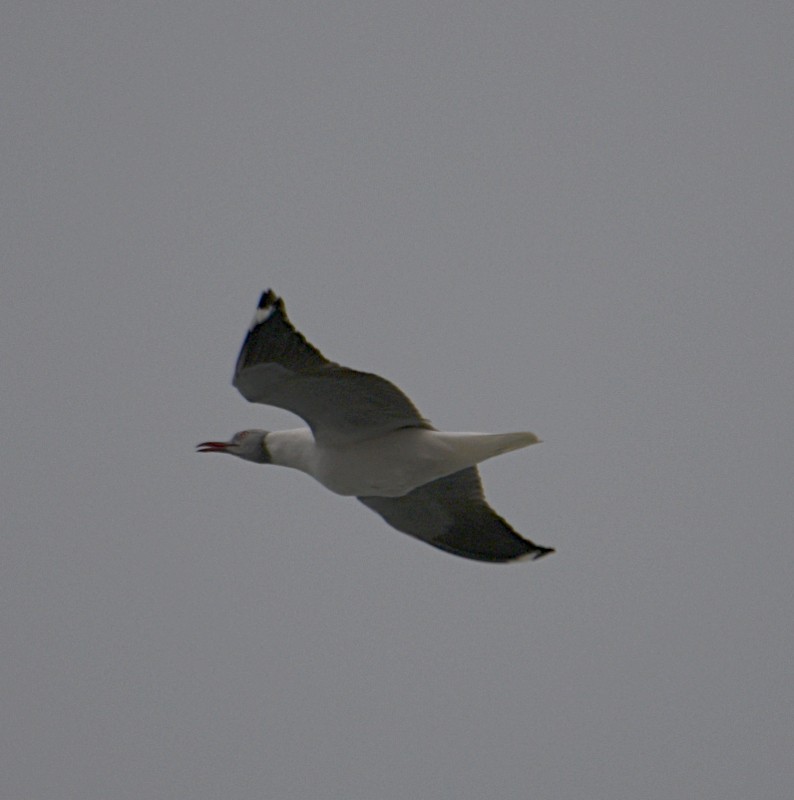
[482,431,542,455]
[434,431,541,470]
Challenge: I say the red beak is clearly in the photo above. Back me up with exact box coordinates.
[196,441,232,453]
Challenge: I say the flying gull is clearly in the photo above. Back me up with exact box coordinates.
[198,290,554,563]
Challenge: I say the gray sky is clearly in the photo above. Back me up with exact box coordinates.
[2,2,792,798]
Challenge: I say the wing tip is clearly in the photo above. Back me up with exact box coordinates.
[249,289,283,330]
[257,289,277,308]
[516,544,556,562]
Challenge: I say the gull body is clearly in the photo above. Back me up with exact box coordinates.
[198,290,554,563]
[262,427,540,498]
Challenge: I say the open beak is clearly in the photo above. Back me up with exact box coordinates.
[196,440,232,453]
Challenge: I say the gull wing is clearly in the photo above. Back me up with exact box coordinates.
[358,467,555,563]
[232,290,433,444]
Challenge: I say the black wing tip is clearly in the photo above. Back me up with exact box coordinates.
[494,543,555,563]
[428,535,556,564]
[528,545,555,561]
[257,289,279,309]
[248,290,286,331]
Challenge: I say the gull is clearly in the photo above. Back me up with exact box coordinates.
[198,290,554,563]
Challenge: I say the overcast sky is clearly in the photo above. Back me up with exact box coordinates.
[2,3,792,799]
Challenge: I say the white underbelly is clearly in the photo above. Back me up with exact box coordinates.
[310,429,456,497]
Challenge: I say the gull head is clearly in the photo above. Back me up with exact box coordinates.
[197,429,271,463]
